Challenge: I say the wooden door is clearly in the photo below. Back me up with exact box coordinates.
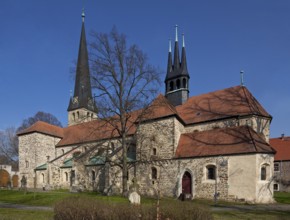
[182,171,192,194]
[0,169,10,187]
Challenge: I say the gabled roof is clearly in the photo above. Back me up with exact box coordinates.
[17,121,64,138]
[18,86,270,148]
[176,85,271,124]
[175,126,275,158]
[270,136,290,161]
[139,94,179,122]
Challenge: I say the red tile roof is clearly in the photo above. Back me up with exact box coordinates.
[270,137,290,161]
[17,121,64,138]
[175,126,275,158]
[139,94,178,121]
[57,117,136,147]
[176,85,271,124]
[18,86,271,149]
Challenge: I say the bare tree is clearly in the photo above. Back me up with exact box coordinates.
[0,127,18,165]
[90,27,161,195]
[17,111,63,133]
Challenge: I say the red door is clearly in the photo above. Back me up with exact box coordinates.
[182,171,192,194]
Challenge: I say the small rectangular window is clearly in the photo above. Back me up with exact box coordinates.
[207,165,216,180]
[273,183,279,191]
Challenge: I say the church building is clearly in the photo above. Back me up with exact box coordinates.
[18,12,276,203]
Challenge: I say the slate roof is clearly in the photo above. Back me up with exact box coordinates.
[176,85,271,124]
[270,136,290,161]
[67,19,96,113]
[175,126,275,158]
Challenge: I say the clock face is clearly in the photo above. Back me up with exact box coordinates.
[73,97,78,104]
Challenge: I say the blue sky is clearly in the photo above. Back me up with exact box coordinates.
[1,0,290,138]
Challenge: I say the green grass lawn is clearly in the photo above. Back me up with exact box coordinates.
[0,208,53,220]
[0,190,290,220]
[274,191,290,204]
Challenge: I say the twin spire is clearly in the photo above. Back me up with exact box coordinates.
[166,25,189,81]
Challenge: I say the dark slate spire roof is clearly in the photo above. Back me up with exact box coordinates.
[173,25,180,72]
[180,33,189,76]
[68,11,97,113]
[167,39,172,73]
[165,25,189,81]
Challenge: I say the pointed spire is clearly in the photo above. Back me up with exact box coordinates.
[68,10,96,113]
[181,33,188,75]
[173,24,180,70]
[167,39,173,74]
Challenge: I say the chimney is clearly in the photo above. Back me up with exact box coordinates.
[281,133,285,140]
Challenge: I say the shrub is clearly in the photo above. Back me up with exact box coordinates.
[54,197,212,220]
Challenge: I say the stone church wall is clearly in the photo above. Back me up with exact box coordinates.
[18,133,61,188]
[136,156,229,201]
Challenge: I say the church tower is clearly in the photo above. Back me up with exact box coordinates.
[165,25,190,106]
[67,10,97,126]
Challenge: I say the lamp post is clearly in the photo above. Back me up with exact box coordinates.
[214,156,227,205]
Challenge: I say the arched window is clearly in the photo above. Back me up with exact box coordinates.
[260,163,270,181]
[41,173,45,183]
[92,170,96,181]
[261,167,266,180]
[151,167,157,180]
[87,112,90,119]
[64,172,68,182]
[206,165,216,180]
[169,81,174,91]
[91,113,94,119]
[77,111,80,119]
[62,149,65,154]
[176,79,180,89]
[183,78,187,88]
[73,113,76,121]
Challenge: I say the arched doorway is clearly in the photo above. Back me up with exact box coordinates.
[0,169,10,187]
[182,171,192,195]
[12,175,18,187]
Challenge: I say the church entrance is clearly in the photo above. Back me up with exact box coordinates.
[0,169,10,187]
[182,171,192,195]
